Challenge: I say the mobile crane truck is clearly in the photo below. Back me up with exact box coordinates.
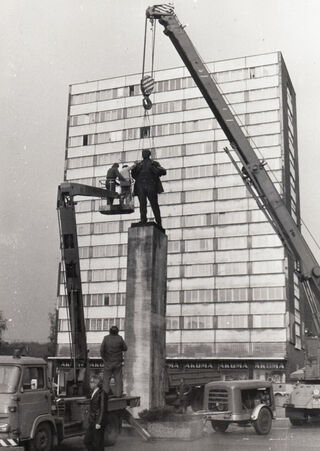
[143,4,320,427]
[0,184,143,450]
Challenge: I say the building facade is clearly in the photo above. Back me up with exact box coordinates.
[57,51,304,382]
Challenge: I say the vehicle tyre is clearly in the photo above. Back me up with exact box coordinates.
[289,417,308,426]
[28,423,53,451]
[104,413,121,446]
[252,407,272,435]
[211,421,229,433]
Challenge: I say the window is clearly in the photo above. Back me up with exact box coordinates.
[217,315,248,329]
[22,367,45,390]
[217,288,248,302]
[167,291,180,304]
[217,262,248,276]
[83,135,88,146]
[184,316,214,329]
[185,239,214,252]
[184,289,214,303]
[129,85,135,96]
[166,317,180,329]
[184,264,214,277]
[252,286,285,301]
[168,241,181,253]
[140,126,150,139]
[253,314,284,328]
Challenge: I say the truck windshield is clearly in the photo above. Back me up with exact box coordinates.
[0,366,21,393]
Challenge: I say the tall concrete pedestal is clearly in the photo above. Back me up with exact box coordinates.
[125,223,168,414]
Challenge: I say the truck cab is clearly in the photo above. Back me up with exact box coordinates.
[0,355,55,449]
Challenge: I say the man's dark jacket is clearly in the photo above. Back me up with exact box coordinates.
[100,334,128,364]
[88,387,107,425]
[131,158,166,196]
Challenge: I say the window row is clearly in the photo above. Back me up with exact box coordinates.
[76,241,283,264]
[70,67,279,105]
[166,313,285,330]
[57,286,285,310]
[58,317,124,332]
[68,116,280,147]
[69,93,280,130]
[166,286,285,304]
[57,293,126,307]
[167,260,284,278]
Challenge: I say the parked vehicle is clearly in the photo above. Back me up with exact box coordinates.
[201,380,275,435]
[285,337,320,425]
[0,354,140,450]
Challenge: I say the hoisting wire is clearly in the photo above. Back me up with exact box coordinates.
[141,16,156,111]
[141,16,148,79]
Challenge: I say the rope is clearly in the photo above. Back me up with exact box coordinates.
[151,20,157,79]
[141,16,148,78]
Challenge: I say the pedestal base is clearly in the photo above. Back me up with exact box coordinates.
[125,223,168,415]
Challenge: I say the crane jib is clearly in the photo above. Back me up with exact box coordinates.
[147,4,320,332]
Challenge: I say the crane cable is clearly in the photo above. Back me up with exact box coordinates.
[139,16,157,154]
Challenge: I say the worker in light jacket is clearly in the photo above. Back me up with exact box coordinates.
[84,375,107,451]
[100,325,127,397]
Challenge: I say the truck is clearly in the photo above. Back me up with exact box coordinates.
[285,337,320,425]
[0,184,143,450]
[144,3,320,424]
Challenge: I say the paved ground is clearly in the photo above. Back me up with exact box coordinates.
[58,416,320,451]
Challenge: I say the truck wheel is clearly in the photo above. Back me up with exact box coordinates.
[211,421,229,433]
[104,413,121,446]
[28,423,53,451]
[253,407,272,435]
[289,417,308,426]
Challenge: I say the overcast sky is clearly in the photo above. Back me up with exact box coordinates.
[1,0,320,342]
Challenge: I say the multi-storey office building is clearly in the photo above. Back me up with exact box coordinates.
[56,51,304,383]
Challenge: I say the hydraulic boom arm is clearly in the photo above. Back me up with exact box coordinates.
[146,5,320,331]
[57,182,117,394]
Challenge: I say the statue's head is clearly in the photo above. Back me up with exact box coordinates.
[112,163,119,168]
[142,149,151,159]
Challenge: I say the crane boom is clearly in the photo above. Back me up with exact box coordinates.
[146,5,320,331]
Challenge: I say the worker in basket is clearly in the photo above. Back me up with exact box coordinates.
[105,163,126,205]
[119,164,134,207]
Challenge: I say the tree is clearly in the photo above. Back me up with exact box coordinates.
[0,311,7,344]
[48,310,58,356]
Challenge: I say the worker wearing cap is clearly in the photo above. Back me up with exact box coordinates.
[131,149,166,229]
[100,325,127,397]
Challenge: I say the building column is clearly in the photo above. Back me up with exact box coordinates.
[124,223,168,414]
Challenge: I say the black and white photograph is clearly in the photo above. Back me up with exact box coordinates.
[2,1,320,449]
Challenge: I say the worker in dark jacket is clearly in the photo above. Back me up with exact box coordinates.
[84,375,107,451]
[131,149,166,228]
[105,163,125,205]
[100,325,127,397]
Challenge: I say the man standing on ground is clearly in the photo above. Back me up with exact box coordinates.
[131,149,166,229]
[84,375,106,451]
[100,325,127,397]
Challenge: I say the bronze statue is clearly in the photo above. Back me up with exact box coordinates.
[131,149,166,229]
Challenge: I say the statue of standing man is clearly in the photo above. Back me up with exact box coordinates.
[131,149,166,230]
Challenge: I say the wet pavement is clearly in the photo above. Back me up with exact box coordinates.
[58,415,320,451]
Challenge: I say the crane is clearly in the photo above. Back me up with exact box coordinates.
[144,4,320,334]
